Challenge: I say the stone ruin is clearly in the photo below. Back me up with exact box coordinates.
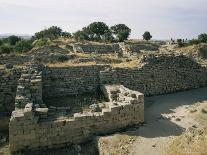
[1,52,207,152]
[9,64,144,152]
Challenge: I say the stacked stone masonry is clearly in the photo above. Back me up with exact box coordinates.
[9,83,144,152]
[73,44,120,54]
[100,54,207,95]
[0,67,21,117]
[6,53,207,152]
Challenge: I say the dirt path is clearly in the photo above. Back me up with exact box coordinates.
[98,87,207,155]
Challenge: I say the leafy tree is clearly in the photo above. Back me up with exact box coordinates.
[0,45,14,54]
[15,40,33,52]
[84,22,110,41]
[73,30,89,41]
[198,33,207,43]
[33,26,63,40]
[61,32,72,38]
[143,31,152,41]
[0,39,2,46]
[102,29,114,42]
[4,35,21,45]
[111,24,131,42]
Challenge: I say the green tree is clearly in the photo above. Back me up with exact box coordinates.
[84,22,110,41]
[33,26,63,40]
[111,24,131,42]
[0,45,14,54]
[102,29,114,42]
[15,40,33,52]
[0,39,2,46]
[73,30,89,41]
[61,32,72,38]
[5,35,21,45]
[143,31,152,41]
[198,33,207,43]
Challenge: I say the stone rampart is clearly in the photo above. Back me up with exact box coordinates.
[100,54,207,96]
[0,67,21,115]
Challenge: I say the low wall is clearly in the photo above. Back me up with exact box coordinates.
[73,44,120,54]
[42,65,109,98]
[9,84,144,152]
[100,54,207,96]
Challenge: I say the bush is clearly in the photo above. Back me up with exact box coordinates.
[177,39,184,47]
[57,55,69,62]
[198,46,207,58]
[0,45,14,54]
[4,35,21,45]
[188,39,201,45]
[14,40,33,52]
[198,33,207,43]
[32,39,50,47]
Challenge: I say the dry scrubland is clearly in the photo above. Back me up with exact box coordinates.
[0,39,207,155]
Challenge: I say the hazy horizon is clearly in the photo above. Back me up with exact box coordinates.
[0,0,206,40]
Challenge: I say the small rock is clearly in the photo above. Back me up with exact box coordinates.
[152,144,156,147]
[175,118,181,121]
[201,109,207,114]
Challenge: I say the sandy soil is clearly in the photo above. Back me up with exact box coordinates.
[98,87,207,155]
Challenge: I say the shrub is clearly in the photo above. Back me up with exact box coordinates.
[198,46,207,58]
[177,39,184,47]
[32,39,50,47]
[188,39,201,45]
[198,33,207,43]
[14,40,33,52]
[4,35,21,45]
[0,45,14,54]
[57,55,69,62]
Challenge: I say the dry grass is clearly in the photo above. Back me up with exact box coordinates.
[46,52,140,68]
[98,134,136,155]
[166,103,207,155]
[112,59,139,68]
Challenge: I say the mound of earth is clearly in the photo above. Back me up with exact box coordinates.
[29,45,71,63]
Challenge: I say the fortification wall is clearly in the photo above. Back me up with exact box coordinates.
[9,84,144,152]
[73,44,120,54]
[42,65,109,99]
[100,54,207,96]
[0,68,21,115]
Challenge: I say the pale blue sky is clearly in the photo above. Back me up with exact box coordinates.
[0,0,206,39]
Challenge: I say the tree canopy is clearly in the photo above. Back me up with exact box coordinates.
[111,24,131,42]
[143,31,152,41]
[3,35,21,45]
[198,33,207,43]
[33,26,70,40]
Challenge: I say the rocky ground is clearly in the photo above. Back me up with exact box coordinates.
[97,87,207,155]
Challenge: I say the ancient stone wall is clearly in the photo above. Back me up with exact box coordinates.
[100,54,207,96]
[42,65,109,99]
[0,67,21,117]
[119,43,159,54]
[9,84,144,152]
[73,44,120,54]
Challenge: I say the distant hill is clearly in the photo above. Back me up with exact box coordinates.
[0,33,32,40]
